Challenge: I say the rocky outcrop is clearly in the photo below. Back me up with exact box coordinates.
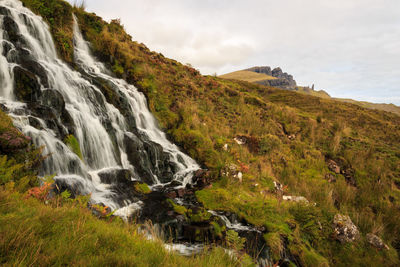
[366,233,389,250]
[246,66,297,90]
[332,214,360,243]
[327,158,357,187]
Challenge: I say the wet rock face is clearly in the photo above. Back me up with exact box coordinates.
[40,89,65,117]
[13,66,42,102]
[366,233,389,250]
[123,133,177,184]
[97,168,132,185]
[332,214,360,243]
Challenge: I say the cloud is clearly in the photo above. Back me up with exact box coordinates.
[66,0,400,105]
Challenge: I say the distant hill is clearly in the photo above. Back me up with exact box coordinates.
[334,98,400,116]
[219,70,276,83]
[220,67,400,116]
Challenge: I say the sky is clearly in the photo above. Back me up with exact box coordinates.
[67,0,400,105]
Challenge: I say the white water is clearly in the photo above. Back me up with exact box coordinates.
[0,13,13,99]
[0,0,199,212]
[72,15,199,187]
[208,210,260,233]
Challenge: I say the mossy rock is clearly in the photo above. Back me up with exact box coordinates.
[134,183,151,194]
[13,66,41,102]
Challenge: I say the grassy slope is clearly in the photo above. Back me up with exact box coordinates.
[221,70,400,116]
[9,0,400,266]
[0,188,237,267]
[219,70,277,83]
[335,98,400,116]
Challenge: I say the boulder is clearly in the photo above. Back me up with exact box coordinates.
[97,168,132,185]
[283,195,309,203]
[366,233,389,250]
[234,136,246,145]
[332,214,359,243]
[273,181,283,192]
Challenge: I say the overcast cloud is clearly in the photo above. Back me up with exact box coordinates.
[67,0,400,105]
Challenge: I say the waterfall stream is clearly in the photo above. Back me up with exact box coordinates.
[0,0,199,212]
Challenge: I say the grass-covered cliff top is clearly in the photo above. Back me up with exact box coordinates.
[3,0,400,266]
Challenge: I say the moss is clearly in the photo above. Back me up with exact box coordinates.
[289,244,329,267]
[187,208,212,223]
[211,221,225,238]
[134,183,151,194]
[166,199,187,215]
[64,134,83,160]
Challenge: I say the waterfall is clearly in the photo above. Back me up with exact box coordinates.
[0,0,199,212]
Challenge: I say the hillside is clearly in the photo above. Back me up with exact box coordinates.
[1,0,400,266]
[221,68,400,116]
[219,70,277,83]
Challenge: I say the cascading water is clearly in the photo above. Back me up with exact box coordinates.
[0,0,199,213]
[0,1,274,264]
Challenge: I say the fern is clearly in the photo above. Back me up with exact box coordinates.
[61,190,72,200]
[226,230,245,251]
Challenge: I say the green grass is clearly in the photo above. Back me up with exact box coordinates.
[0,188,242,267]
[6,0,400,266]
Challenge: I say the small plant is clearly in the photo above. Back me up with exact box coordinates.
[64,134,83,160]
[226,230,246,251]
[26,182,53,201]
